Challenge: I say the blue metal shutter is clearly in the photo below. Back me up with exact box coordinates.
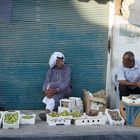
[0,0,109,109]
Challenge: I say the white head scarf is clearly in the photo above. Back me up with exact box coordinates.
[49,52,65,68]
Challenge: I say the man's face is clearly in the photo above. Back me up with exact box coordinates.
[122,54,134,68]
[56,58,64,68]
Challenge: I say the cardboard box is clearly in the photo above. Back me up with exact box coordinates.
[124,103,140,127]
[59,97,83,113]
[60,99,75,108]
[60,97,83,108]
[83,89,107,114]
[69,97,83,106]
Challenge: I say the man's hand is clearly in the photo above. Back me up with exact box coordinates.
[44,88,57,98]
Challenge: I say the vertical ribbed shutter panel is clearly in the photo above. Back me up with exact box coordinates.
[0,0,109,109]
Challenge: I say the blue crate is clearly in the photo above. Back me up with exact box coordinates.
[125,103,140,126]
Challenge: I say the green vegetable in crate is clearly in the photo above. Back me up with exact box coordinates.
[70,111,82,117]
[4,112,19,124]
[59,110,70,116]
[22,114,33,119]
[48,111,58,117]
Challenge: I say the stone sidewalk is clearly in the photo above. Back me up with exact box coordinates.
[0,110,140,140]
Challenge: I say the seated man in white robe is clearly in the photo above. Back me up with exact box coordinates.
[39,52,72,121]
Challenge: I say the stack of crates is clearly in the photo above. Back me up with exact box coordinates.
[58,97,83,113]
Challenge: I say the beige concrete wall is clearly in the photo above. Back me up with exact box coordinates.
[106,0,140,108]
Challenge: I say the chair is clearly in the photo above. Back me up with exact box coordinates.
[112,72,120,109]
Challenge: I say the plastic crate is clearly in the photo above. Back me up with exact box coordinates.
[20,114,36,124]
[0,111,4,127]
[105,109,124,126]
[124,103,140,126]
[3,111,20,129]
